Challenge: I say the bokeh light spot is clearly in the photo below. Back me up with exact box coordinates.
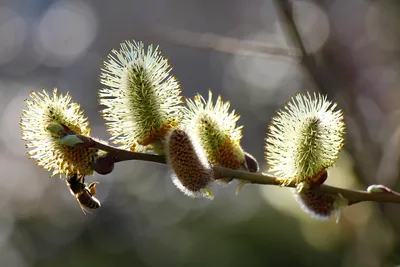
[34,0,97,67]
[0,6,26,65]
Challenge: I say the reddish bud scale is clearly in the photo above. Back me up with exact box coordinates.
[306,169,328,188]
[91,153,115,175]
[244,152,259,173]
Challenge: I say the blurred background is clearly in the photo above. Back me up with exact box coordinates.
[0,0,399,266]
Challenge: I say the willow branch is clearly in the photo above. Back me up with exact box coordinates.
[152,25,299,60]
[274,0,324,90]
[76,134,166,165]
[78,135,400,205]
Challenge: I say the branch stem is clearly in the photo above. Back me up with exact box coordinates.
[79,135,400,205]
[76,134,167,164]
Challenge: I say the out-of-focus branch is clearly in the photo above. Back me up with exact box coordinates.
[274,0,325,91]
[77,134,400,205]
[153,25,299,60]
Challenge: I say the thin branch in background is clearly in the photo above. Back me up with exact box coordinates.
[273,0,325,91]
[153,25,299,60]
[78,135,400,205]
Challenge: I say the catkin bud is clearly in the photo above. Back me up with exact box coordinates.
[294,188,348,222]
[99,40,183,153]
[183,91,253,185]
[21,88,98,177]
[165,128,214,199]
[265,92,345,187]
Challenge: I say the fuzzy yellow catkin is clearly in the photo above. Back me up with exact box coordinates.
[20,88,98,177]
[182,90,258,187]
[265,92,345,187]
[165,128,214,199]
[183,91,244,168]
[99,40,183,153]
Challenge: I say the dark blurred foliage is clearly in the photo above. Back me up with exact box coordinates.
[1,0,400,266]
